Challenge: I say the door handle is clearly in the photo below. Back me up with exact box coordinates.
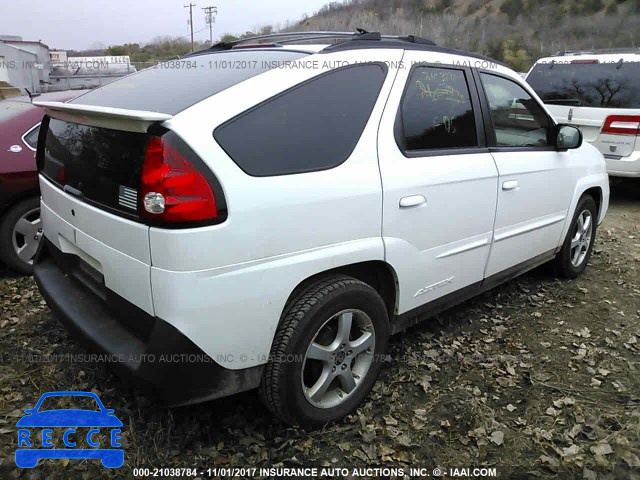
[502,180,519,191]
[399,195,426,208]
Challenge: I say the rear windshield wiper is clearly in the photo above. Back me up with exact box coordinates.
[544,98,582,106]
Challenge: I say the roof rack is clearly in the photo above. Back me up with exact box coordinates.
[555,47,640,56]
[201,29,436,52]
[185,29,503,67]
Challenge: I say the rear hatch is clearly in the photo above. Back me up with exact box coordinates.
[35,49,308,315]
[527,59,640,158]
[36,112,165,314]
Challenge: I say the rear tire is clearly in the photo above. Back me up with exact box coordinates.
[259,275,389,427]
[552,195,598,279]
[0,196,42,275]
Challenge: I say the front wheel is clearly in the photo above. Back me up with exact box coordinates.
[259,275,389,427]
[552,195,598,279]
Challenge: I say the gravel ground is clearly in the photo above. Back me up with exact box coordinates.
[0,181,638,480]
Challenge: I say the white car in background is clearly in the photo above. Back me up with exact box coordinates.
[526,50,640,178]
[32,31,609,427]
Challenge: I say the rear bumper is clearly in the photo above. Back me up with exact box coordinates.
[605,153,640,178]
[33,237,262,407]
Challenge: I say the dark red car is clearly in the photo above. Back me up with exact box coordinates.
[0,91,85,274]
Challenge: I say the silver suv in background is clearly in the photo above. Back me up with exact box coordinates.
[526,49,640,178]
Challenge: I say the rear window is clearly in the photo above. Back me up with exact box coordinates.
[41,118,148,218]
[527,61,640,108]
[214,64,387,176]
[70,50,307,114]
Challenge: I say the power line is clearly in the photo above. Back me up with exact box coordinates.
[178,26,208,40]
[202,6,218,44]
[184,3,196,52]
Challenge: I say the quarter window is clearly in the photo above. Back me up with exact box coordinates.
[398,67,477,151]
[214,64,387,177]
[23,125,40,150]
[480,73,551,147]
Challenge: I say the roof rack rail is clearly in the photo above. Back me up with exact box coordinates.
[200,29,436,53]
[555,47,640,56]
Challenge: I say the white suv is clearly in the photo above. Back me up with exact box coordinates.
[33,31,609,426]
[527,49,640,178]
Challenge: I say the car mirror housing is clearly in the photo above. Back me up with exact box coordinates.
[556,124,582,150]
[23,409,34,414]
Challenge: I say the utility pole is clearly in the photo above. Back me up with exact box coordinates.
[184,3,196,52]
[203,6,218,44]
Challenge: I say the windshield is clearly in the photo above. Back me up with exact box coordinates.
[70,49,308,114]
[527,61,640,108]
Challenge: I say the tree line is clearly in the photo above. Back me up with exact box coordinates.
[76,0,639,72]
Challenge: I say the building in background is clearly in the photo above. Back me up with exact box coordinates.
[50,51,67,64]
[1,35,136,94]
[49,55,136,91]
[0,35,51,94]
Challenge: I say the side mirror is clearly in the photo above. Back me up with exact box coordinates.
[556,124,582,150]
[24,409,34,415]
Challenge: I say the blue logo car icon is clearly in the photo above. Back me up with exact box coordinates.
[15,391,124,468]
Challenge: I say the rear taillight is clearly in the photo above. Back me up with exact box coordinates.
[140,136,218,223]
[601,115,640,136]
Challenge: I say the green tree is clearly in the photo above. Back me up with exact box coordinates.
[219,34,239,43]
[502,39,531,71]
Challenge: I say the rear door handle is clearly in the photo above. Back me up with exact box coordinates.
[502,180,519,191]
[399,195,426,208]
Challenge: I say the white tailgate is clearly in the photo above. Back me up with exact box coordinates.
[546,105,639,157]
[40,177,154,314]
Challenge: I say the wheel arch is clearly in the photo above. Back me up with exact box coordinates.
[557,176,608,250]
[282,260,399,321]
[0,189,40,218]
[582,186,602,219]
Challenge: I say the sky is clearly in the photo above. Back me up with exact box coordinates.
[0,0,335,50]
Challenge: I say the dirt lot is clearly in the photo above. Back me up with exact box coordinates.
[0,182,638,480]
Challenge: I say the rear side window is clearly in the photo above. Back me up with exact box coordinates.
[214,64,387,176]
[397,66,477,151]
[69,50,307,115]
[527,61,640,108]
[23,125,40,150]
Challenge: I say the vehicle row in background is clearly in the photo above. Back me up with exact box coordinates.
[527,48,640,178]
[0,90,86,273]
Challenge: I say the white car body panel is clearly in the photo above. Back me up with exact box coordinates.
[486,150,576,276]
[39,178,154,314]
[151,238,384,368]
[36,46,610,373]
[377,50,498,313]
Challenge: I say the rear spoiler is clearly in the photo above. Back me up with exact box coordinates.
[33,101,173,133]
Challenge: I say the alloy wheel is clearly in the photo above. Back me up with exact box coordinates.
[570,209,593,268]
[301,309,375,409]
[11,207,42,266]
